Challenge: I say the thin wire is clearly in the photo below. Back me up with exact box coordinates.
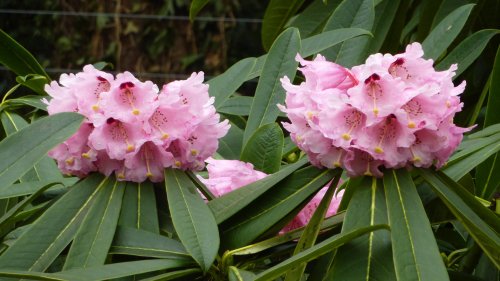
[0,9,263,23]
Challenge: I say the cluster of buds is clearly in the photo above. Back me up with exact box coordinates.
[280,43,470,177]
[44,66,229,182]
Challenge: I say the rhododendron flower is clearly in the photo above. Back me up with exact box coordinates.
[280,42,471,177]
[198,158,343,232]
[44,68,229,182]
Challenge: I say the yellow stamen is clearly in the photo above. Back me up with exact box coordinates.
[126,144,135,152]
[117,172,125,179]
[408,121,416,128]
[92,104,100,112]
[175,160,182,167]
[132,108,140,115]
[342,133,351,141]
[82,153,91,159]
[373,108,379,116]
[374,146,384,154]
[412,156,421,162]
[161,133,169,140]
[65,157,74,165]
[333,161,341,168]
[190,149,198,156]
[146,172,153,178]
[446,100,451,108]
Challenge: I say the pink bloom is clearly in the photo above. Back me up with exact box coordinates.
[122,141,174,182]
[281,187,344,233]
[198,158,267,197]
[88,117,148,160]
[100,72,159,123]
[44,80,78,114]
[280,43,471,177]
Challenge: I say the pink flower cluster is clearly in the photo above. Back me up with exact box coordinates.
[44,66,229,182]
[280,43,470,177]
[198,158,342,232]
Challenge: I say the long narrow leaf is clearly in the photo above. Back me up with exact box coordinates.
[164,169,219,272]
[240,123,284,174]
[0,112,83,187]
[418,169,500,268]
[64,178,125,269]
[253,225,390,281]
[244,28,300,145]
[0,174,107,271]
[261,0,305,51]
[384,169,449,281]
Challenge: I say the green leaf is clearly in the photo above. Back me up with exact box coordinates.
[1,111,64,182]
[208,157,308,224]
[0,259,193,281]
[253,225,390,281]
[244,28,300,144]
[0,174,107,271]
[0,182,58,229]
[110,226,190,259]
[384,169,449,281]
[476,45,500,199]
[217,96,253,116]
[0,178,76,199]
[430,0,470,30]
[117,181,160,233]
[64,178,125,269]
[241,123,283,174]
[228,266,256,281]
[367,0,401,54]
[421,4,475,60]
[209,57,257,108]
[217,121,244,160]
[220,167,338,249]
[189,0,210,21]
[285,174,342,281]
[0,112,83,188]
[436,29,499,77]
[444,140,500,181]
[261,0,305,51]
[247,28,371,80]
[322,0,375,67]
[289,0,342,38]
[3,95,48,111]
[164,168,219,271]
[140,268,202,281]
[418,169,500,268]
[329,177,396,280]
[15,74,49,95]
[0,29,49,78]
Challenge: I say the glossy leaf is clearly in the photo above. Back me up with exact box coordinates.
[289,0,342,38]
[329,177,396,280]
[64,178,125,269]
[244,28,300,144]
[3,95,47,111]
[0,29,49,78]
[189,0,210,21]
[217,96,253,116]
[164,168,219,271]
[110,226,190,260]
[1,111,64,182]
[0,259,193,281]
[241,123,283,174]
[261,0,305,51]
[208,157,308,224]
[0,177,76,199]
[117,181,160,233]
[15,74,49,95]
[476,45,500,199]
[444,140,500,181]
[418,169,500,268]
[436,29,499,77]
[384,169,449,281]
[368,0,401,53]
[247,28,371,80]
[220,167,337,249]
[217,121,244,160]
[322,0,375,67]
[284,174,341,280]
[0,174,107,271]
[253,225,390,281]
[422,4,475,60]
[0,112,83,187]
[209,57,256,108]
